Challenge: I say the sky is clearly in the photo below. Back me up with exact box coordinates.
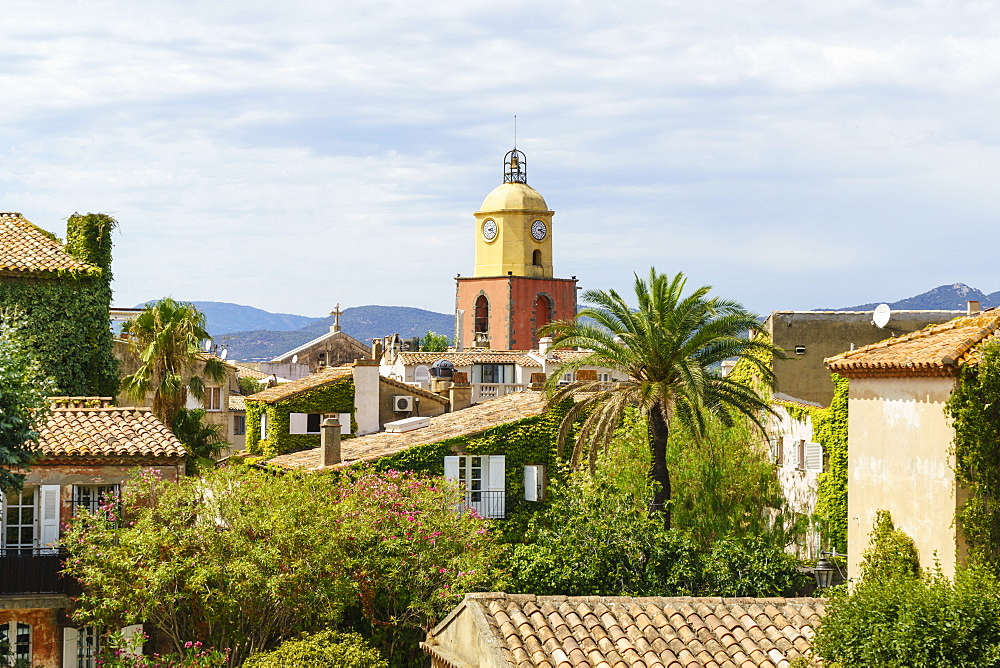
[3,0,1000,318]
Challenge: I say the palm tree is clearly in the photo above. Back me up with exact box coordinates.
[542,268,779,528]
[119,298,229,428]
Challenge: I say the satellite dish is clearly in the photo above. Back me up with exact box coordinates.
[873,303,891,329]
[204,340,213,352]
[220,348,228,360]
[291,354,298,364]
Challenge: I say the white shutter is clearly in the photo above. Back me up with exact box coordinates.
[804,442,824,472]
[63,627,78,668]
[260,411,268,439]
[338,413,352,435]
[39,485,61,552]
[443,456,459,481]
[767,437,779,464]
[524,465,543,502]
[487,455,506,519]
[120,624,143,656]
[288,413,308,434]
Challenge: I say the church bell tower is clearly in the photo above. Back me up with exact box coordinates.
[456,149,578,350]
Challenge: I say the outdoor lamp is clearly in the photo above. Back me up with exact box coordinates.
[814,557,836,589]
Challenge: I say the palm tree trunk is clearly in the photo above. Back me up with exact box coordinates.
[648,407,671,528]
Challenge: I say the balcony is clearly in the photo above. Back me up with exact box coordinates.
[471,384,526,403]
[458,490,505,519]
[0,549,78,596]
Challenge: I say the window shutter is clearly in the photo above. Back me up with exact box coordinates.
[767,438,779,464]
[487,455,506,518]
[63,627,78,668]
[260,411,268,439]
[120,624,143,656]
[288,412,309,434]
[39,485,60,552]
[338,413,352,435]
[804,442,824,472]
[524,465,543,502]
[443,456,459,481]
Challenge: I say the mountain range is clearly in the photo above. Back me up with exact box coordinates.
[832,283,1000,311]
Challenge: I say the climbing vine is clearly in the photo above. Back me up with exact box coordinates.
[948,339,1000,569]
[0,213,118,396]
[245,378,356,458]
[814,373,849,554]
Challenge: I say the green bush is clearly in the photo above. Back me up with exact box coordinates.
[242,630,387,668]
[858,509,920,582]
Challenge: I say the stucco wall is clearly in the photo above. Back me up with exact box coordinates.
[847,375,961,579]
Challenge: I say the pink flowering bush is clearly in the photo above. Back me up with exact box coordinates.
[63,466,502,666]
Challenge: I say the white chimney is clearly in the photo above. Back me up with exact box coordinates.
[538,336,554,356]
[968,300,981,315]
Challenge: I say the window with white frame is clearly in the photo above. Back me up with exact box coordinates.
[64,625,142,668]
[444,455,505,519]
[204,387,223,411]
[471,364,515,384]
[2,485,60,554]
[598,373,611,382]
[0,621,31,665]
[72,485,120,517]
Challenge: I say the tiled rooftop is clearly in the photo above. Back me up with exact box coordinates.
[0,212,95,275]
[424,593,825,668]
[36,397,186,462]
[271,329,371,362]
[825,312,1000,378]
[228,395,246,411]
[267,390,545,470]
[379,375,450,405]
[397,351,542,367]
[246,367,353,403]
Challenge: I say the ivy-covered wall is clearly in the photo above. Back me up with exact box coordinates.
[246,378,356,458]
[813,373,849,554]
[371,400,573,510]
[0,213,119,396]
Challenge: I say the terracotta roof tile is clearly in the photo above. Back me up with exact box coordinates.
[36,397,186,462]
[228,395,246,411]
[378,375,450,405]
[247,366,352,403]
[267,390,546,470]
[397,351,542,367]
[0,212,95,275]
[825,312,1000,378]
[427,594,824,668]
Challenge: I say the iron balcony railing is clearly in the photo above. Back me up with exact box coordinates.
[0,549,77,596]
[458,490,505,519]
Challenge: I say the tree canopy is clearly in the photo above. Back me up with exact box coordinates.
[542,268,779,526]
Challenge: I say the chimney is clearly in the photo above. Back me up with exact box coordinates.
[371,339,384,361]
[320,416,341,467]
[968,300,981,316]
[538,336,554,356]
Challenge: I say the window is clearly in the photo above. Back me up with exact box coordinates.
[75,626,99,668]
[0,622,31,665]
[534,294,552,338]
[233,414,246,436]
[599,373,611,382]
[472,364,515,384]
[474,295,489,335]
[72,485,119,517]
[524,464,545,502]
[413,366,430,384]
[443,455,506,519]
[289,413,322,435]
[204,387,223,411]
[796,439,806,470]
[3,487,35,553]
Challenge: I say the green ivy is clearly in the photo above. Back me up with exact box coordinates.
[245,378,356,458]
[0,213,118,396]
[814,373,849,554]
[948,339,1000,569]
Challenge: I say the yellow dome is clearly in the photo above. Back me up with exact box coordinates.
[479,182,548,212]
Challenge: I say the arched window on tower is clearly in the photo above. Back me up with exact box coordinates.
[532,249,542,266]
[535,294,553,338]
[474,295,489,341]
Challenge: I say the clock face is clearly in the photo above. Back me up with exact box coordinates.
[482,219,498,241]
[531,219,547,241]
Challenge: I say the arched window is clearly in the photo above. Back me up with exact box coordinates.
[535,294,553,331]
[474,295,489,334]
[414,365,430,383]
[532,249,542,266]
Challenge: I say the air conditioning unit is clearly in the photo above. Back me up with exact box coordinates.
[393,395,414,412]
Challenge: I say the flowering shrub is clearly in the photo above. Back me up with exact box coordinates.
[63,466,501,666]
[98,638,228,668]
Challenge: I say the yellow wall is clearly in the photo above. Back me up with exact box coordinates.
[473,183,554,278]
[847,376,964,579]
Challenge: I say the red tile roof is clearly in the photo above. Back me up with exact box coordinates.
[825,313,1000,378]
[36,397,186,463]
[424,593,825,668]
[266,391,545,470]
[397,351,541,367]
[246,367,352,403]
[0,212,95,275]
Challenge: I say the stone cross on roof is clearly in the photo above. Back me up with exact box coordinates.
[330,303,343,333]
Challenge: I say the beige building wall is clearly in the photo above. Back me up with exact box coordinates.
[847,375,963,579]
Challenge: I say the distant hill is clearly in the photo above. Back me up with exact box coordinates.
[830,283,1000,311]
[219,305,453,361]
[136,300,321,337]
